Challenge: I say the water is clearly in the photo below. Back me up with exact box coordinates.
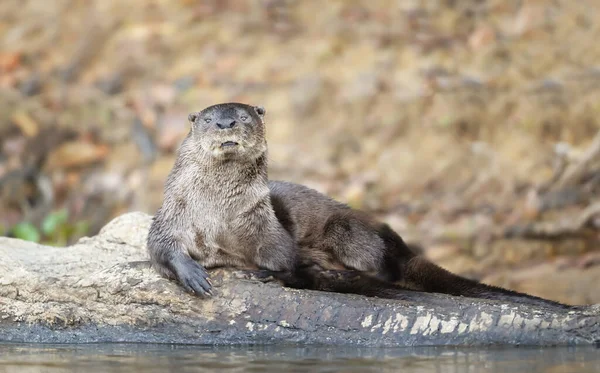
[0,344,598,373]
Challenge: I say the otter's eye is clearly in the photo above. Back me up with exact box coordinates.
[204,117,212,123]
[240,115,249,122]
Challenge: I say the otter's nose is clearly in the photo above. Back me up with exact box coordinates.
[216,119,237,129]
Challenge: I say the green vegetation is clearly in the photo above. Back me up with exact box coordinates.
[9,209,89,246]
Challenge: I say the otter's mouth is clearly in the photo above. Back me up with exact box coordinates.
[220,141,239,148]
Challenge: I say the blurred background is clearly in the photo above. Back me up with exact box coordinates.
[0,0,599,304]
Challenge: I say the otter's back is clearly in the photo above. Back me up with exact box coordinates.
[268,180,349,239]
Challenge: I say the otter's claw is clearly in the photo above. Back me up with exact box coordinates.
[173,256,213,296]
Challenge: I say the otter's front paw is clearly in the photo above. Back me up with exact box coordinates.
[172,257,213,296]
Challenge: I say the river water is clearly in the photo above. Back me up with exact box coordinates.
[0,343,598,373]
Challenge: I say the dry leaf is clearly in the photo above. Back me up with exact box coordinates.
[11,111,39,137]
[46,141,109,169]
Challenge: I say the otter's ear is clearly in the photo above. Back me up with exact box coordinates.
[188,112,199,124]
[254,106,266,117]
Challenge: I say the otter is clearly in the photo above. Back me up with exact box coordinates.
[147,102,568,308]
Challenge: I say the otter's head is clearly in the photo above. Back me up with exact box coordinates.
[188,103,267,159]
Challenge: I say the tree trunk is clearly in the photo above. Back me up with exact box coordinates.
[1,212,598,346]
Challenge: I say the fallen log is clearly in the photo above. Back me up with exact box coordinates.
[1,212,598,346]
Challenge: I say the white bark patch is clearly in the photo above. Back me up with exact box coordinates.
[440,318,459,334]
[423,316,441,336]
[279,320,290,327]
[469,312,494,332]
[498,312,516,328]
[229,298,247,313]
[361,315,373,328]
[393,313,409,333]
[513,315,525,329]
[458,322,468,334]
[245,322,254,332]
[523,317,542,330]
[382,316,393,334]
[371,322,382,332]
[410,314,432,335]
